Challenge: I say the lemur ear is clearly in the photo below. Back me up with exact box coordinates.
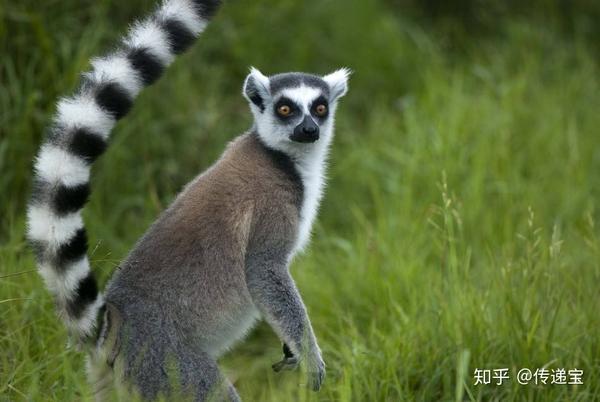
[323,68,351,102]
[243,67,270,112]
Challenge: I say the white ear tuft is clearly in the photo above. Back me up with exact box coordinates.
[243,67,270,112]
[323,67,351,101]
[248,67,269,88]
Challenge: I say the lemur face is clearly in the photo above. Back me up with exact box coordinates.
[243,68,349,152]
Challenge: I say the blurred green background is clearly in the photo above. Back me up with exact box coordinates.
[1,0,599,400]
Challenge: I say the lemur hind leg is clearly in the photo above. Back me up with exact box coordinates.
[96,305,239,402]
[121,335,240,402]
[175,347,241,402]
[87,303,124,401]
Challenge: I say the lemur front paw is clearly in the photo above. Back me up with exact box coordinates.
[272,356,299,372]
[272,343,326,391]
[272,343,299,372]
[307,355,326,392]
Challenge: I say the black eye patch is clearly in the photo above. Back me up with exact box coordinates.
[274,97,301,121]
[310,96,329,120]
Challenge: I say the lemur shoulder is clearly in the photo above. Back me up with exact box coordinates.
[26,1,349,400]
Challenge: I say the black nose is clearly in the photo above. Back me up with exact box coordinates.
[291,116,320,143]
[303,125,317,134]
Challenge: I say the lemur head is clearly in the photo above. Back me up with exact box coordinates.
[243,68,350,153]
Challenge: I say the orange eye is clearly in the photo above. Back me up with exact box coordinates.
[277,105,292,116]
[315,104,328,116]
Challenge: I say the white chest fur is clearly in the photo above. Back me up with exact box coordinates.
[292,146,329,254]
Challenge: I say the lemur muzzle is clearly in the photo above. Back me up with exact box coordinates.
[291,115,319,143]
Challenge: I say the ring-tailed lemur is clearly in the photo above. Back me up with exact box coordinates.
[26,0,349,400]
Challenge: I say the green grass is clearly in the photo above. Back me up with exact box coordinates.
[1,0,600,400]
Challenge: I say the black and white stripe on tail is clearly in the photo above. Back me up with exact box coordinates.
[26,0,221,342]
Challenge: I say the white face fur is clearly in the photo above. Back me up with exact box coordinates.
[242,68,350,158]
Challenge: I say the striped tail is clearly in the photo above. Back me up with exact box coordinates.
[26,0,221,342]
